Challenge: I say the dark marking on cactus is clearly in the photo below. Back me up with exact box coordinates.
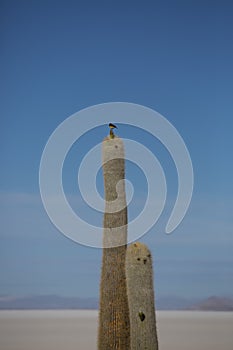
[138,311,145,322]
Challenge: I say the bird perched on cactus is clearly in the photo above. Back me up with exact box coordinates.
[109,123,117,139]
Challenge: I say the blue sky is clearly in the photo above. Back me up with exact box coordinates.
[0,0,232,299]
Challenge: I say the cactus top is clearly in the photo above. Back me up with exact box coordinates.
[102,136,125,203]
[126,242,152,268]
[102,136,127,248]
[102,136,125,164]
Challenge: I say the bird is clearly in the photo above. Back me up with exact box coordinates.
[108,123,117,139]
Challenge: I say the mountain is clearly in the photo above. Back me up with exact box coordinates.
[0,295,233,311]
[188,296,233,311]
[0,295,98,310]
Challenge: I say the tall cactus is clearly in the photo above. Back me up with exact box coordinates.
[126,242,159,350]
[98,136,130,349]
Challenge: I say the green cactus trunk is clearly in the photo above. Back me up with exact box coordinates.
[126,242,159,350]
[98,136,130,350]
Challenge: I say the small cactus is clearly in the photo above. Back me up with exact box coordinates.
[98,136,130,349]
[126,242,159,350]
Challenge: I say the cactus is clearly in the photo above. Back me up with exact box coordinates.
[98,136,130,349]
[126,242,159,350]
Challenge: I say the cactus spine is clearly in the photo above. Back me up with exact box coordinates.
[98,136,130,349]
[126,242,159,350]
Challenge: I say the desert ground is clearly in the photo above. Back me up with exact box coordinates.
[0,310,232,350]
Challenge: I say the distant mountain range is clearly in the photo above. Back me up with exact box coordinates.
[187,296,233,311]
[156,296,233,311]
[0,295,233,311]
[0,295,98,310]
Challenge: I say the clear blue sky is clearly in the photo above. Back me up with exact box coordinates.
[0,0,232,299]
